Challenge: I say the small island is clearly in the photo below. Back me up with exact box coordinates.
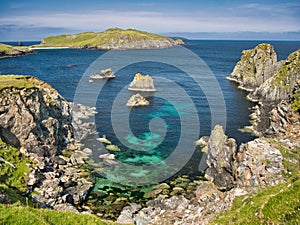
[126,93,150,107]
[0,43,35,59]
[35,28,184,50]
[90,68,115,79]
[128,73,156,92]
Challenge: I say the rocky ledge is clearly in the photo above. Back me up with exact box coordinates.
[128,73,156,92]
[0,43,35,59]
[126,93,149,107]
[0,75,96,211]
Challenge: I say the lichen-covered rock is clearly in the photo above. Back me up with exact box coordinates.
[126,93,149,107]
[228,43,277,91]
[249,49,300,103]
[128,73,156,92]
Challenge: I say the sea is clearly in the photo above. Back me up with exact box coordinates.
[1,40,300,184]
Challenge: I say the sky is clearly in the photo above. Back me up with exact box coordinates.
[0,0,299,41]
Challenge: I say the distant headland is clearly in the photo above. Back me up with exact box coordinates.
[33,28,184,50]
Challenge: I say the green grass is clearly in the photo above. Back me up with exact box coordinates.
[0,75,55,92]
[0,43,14,53]
[0,138,31,192]
[0,43,32,54]
[0,205,119,225]
[37,28,174,48]
[212,179,300,225]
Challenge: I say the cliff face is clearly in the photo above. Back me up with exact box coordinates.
[249,49,300,103]
[228,43,277,91]
[0,75,94,210]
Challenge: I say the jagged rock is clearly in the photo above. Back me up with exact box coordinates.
[126,93,149,107]
[90,68,115,79]
[204,125,237,191]
[128,73,156,92]
[0,76,93,211]
[53,203,79,213]
[227,43,277,91]
[233,138,284,187]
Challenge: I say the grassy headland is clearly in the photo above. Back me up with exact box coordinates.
[35,28,183,49]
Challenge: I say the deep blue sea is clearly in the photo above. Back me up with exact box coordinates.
[1,40,300,182]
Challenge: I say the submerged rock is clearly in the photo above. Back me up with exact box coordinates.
[128,73,156,92]
[126,93,149,107]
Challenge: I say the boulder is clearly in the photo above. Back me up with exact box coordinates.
[128,73,156,92]
[126,93,149,107]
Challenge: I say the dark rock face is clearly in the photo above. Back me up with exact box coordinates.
[0,77,94,210]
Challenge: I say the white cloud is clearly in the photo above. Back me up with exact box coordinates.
[0,8,298,33]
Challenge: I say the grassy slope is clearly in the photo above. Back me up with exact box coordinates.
[0,205,118,225]
[0,75,56,92]
[211,140,300,225]
[0,43,32,54]
[38,28,174,48]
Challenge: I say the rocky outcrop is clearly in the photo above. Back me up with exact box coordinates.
[228,44,300,135]
[118,125,285,225]
[204,125,237,190]
[128,73,156,92]
[0,43,35,59]
[201,125,284,191]
[249,49,300,103]
[0,75,94,210]
[227,43,277,91]
[90,68,115,79]
[126,93,149,107]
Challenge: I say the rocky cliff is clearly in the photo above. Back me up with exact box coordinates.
[0,75,95,211]
[228,44,300,135]
[38,28,183,50]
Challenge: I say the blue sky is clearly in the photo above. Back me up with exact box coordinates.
[0,0,299,41]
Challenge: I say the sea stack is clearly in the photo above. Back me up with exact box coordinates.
[128,73,156,92]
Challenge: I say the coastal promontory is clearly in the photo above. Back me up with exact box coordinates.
[0,43,34,59]
[37,28,184,50]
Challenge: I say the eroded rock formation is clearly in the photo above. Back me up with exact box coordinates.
[126,93,149,107]
[128,73,156,92]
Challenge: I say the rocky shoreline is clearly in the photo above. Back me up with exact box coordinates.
[0,42,299,224]
[0,46,35,59]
